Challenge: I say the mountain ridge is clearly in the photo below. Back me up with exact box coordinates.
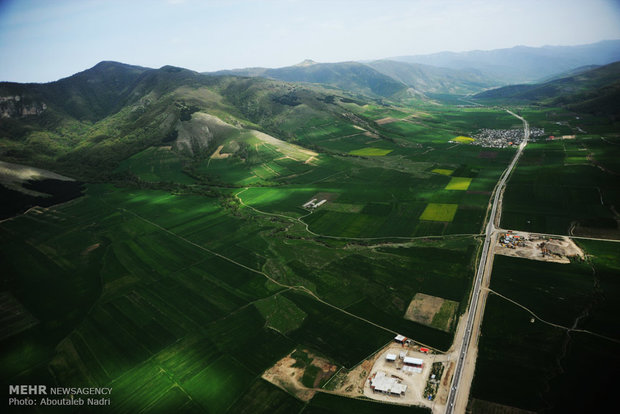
[390,39,620,83]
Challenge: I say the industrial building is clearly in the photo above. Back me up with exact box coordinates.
[369,371,407,396]
[403,357,424,373]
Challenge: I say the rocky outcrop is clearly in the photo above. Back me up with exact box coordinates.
[0,96,47,118]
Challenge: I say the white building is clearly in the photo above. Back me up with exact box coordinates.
[370,371,407,396]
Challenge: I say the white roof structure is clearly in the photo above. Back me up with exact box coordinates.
[302,199,317,208]
[386,353,397,361]
[394,334,406,342]
[403,365,423,374]
[370,371,407,395]
[403,357,424,366]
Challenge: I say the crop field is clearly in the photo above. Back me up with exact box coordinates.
[348,147,393,156]
[115,146,195,184]
[431,168,454,176]
[304,392,430,413]
[472,241,620,412]
[501,134,620,235]
[500,111,620,235]
[1,102,550,412]
[419,203,459,222]
[453,136,474,143]
[445,177,472,190]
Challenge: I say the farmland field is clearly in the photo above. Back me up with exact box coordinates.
[349,147,393,156]
[432,168,454,176]
[501,127,620,236]
[471,241,620,412]
[445,177,472,191]
[3,97,617,414]
[419,203,459,222]
[453,136,474,143]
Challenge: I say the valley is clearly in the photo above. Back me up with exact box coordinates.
[1,49,619,414]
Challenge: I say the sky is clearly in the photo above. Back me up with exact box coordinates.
[1,0,619,83]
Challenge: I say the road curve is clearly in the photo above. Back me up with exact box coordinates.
[445,110,529,414]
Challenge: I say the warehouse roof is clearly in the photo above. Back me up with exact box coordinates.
[403,356,424,365]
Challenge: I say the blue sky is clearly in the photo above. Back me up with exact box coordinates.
[1,0,619,82]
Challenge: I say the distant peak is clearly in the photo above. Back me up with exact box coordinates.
[295,59,317,67]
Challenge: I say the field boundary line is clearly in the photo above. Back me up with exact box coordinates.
[115,206,409,340]
[486,288,620,344]
[235,188,483,242]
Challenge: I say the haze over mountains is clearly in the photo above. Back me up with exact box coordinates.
[208,40,620,98]
[1,39,620,181]
[389,39,620,83]
[474,61,620,117]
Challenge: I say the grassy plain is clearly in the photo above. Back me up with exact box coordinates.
[0,103,534,412]
[501,118,620,236]
[472,241,620,412]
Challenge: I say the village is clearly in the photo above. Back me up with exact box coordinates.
[471,127,545,148]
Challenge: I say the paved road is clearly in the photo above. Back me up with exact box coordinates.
[444,110,529,414]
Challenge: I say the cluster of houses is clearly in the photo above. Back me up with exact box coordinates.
[471,127,545,148]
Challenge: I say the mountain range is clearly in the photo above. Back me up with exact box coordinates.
[1,39,619,180]
[474,61,620,118]
[210,39,620,96]
[390,39,620,83]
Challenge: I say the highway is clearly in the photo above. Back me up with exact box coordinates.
[444,110,529,414]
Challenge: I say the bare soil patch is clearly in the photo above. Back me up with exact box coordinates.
[81,243,100,256]
[495,230,585,264]
[325,352,380,397]
[404,293,459,332]
[210,145,231,159]
[436,361,455,405]
[262,349,337,402]
[375,117,398,125]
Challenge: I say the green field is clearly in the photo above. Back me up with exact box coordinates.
[445,177,472,190]
[472,241,620,412]
[432,168,454,176]
[419,203,459,222]
[3,93,618,413]
[501,131,620,236]
[453,136,475,143]
[349,147,393,156]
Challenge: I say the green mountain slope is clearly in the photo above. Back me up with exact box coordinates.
[212,60,408,98]
[0,61,149,122]
[0,61,383,178]
[473,61,620,117]
[366,60,499,94]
